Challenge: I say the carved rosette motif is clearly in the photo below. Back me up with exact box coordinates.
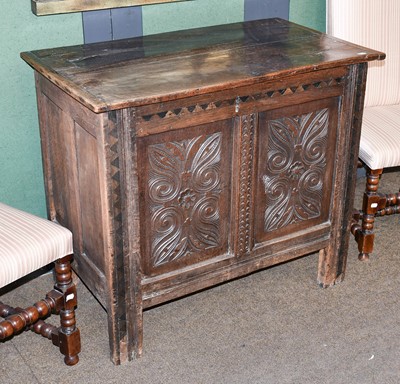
[148,133,222,267]
[263,108,329,232]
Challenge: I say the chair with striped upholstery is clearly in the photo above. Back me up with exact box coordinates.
[0,202,81,365]
[328,0,400,260]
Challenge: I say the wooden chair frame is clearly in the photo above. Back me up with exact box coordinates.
[0,255,81,366]
[351,163,400,260]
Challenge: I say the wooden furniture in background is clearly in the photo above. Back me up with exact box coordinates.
[328,0,400,261]
[0,203,80,366]
[31,0,188,16]
[21,18,383,364]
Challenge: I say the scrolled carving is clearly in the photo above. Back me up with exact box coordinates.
[298,168,324,216]
[191,195,220,248]
[151,206,185,266]
[148,145,182,204]
[263,108,329,232]
[302,109,329,165]
[148,132,223,267]
[263,176,292,231]
[191,133,221,192]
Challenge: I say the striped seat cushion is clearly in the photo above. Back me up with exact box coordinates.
[328,0,400,108]
[360,104,400,169]
[328,0,400,170]
[0,203,73,289]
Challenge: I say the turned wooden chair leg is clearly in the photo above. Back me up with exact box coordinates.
[0,255,81,366]
[52,255,81,366]
[356,168,384,261]
[0,202,81,365]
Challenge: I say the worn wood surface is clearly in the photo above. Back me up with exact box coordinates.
[21,19,384,113]
[31,0,188,16]
[23,19,383,364]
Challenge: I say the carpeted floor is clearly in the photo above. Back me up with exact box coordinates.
[1,169,399,384]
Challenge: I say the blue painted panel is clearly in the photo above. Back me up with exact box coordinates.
[111,7,143,40]
[83,7,143,43]
[244,0,290,21]
[83,2,290,43]
[82,9,112,43]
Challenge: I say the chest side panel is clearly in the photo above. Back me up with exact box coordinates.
[36,74,110,306]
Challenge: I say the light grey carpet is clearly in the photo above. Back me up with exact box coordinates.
[1,169,399,384]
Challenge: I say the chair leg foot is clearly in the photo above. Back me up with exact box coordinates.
[54,255,81,365]
[57,326,81,366]
[353,168,383,260]
[65,355,79,366]
[358,252,369,261]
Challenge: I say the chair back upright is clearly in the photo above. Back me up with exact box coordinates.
[328,0,400,107]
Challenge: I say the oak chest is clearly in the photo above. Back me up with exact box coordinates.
[21,18,383,364]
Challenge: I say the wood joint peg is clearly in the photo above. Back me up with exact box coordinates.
[363,194,380,214]
[377,194,388,209]
[62,285,78,311]
[352,209,361,222]
[51,328,60,347]
[46,289,64,313]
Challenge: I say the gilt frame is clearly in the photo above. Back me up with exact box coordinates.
[32,0,189,16]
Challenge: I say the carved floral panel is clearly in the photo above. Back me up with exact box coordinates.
[262,108,329,233]
[146,132,225,269]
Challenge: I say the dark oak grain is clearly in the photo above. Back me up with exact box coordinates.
[22,19,383,112]
[22,19,383,364]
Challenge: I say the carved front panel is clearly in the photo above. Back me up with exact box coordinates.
[138,119,233,276]
[254,98,339,244]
